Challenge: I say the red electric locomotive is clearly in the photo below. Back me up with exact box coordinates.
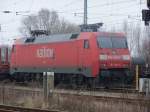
[10,32,132,87]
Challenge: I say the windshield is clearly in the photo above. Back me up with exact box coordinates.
[97,36,128,48]
[97,37,112,48]
[111,38,127,48]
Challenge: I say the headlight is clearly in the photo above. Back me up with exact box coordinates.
[100,55,107,60]
[122,55,130,60]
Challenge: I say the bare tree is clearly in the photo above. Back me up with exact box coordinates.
[19,9,80,36]
[19,15,39,36]
[121,20,134,54]
[141,26,150,64]
[122,20,128,35]
[121,21,142,57]
[121,20,150,64]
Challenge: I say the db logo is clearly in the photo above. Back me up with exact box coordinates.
[37,47,54,58]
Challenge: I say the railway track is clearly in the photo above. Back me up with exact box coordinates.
[55,89,149,104]
[94,86,138,92]
[94,96,149,104]
[0,85,148,105]
[74,87,138,93]
[0,104,60,112]
[60,92,149,104]
[0,85,145,100]
[0,80,138,94]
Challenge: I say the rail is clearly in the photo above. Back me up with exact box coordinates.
[54,89,149,105]
[0,104,60,112]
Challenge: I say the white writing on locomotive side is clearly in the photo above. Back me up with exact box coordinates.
[37,48,54,58]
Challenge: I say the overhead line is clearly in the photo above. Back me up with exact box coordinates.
[88,0,135,9]
[59,0,81,9]
[60,0,144,12]
[29,0,34,13]
[57,1,146,17]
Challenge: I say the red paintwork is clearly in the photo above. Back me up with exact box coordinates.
[99,48,130,69]
[10,32,130,77]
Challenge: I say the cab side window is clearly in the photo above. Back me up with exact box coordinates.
[8,48,11,62]
[84,40,90,49]
[1,47,7,64]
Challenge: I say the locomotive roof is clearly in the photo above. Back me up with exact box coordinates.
[15,32,126,45]
[16,33,79,44]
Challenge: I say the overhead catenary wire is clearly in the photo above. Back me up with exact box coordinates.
[29,0,34,12]
[60,0,145,13]
[77,1,145,15]
[1,0,146,17]
[0,0,33,26]
[88,0,135,9]
[0,0,144,20]
[55,0,146,25]
[59,0,81,10]
[0,0,146,35]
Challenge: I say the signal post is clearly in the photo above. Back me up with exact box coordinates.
[142,0,150,25]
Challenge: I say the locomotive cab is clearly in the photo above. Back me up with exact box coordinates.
[96,33,132,87]
[96,33,130,68]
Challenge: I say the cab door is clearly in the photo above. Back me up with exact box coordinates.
[78,39,92,77]
[82,39,91,66]
[79,39,91,67]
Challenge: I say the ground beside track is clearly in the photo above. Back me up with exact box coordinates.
[0,84,144,98]
[0,104,60,112]
[0,84,146,100]
[0,84,149,112]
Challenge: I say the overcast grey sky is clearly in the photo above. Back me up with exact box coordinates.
[0,0,147,44]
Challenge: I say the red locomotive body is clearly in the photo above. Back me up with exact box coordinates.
[10,32,131,87]
[11,33,99,77]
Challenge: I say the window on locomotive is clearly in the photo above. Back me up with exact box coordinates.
[1,47,7,64]
[97,37,112,48]
[84,40,90,49]
[8,47,11,62]
[111,37,128,48]
[25,37,35,43]
[70,34,79,39]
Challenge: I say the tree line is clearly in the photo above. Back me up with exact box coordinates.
[19,8,80,36]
